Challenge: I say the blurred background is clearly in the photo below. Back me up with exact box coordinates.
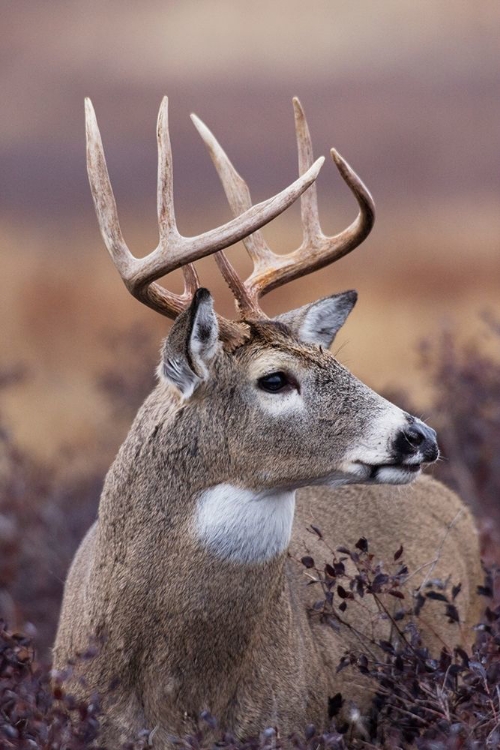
[1,1,499,655]
[2,0,499,460]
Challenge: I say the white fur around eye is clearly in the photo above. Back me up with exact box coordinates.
[258,389,305,416]
[195,484,296,563]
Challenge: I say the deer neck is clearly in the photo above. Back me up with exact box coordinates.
[95,388,298,700]
[99,385,297,554]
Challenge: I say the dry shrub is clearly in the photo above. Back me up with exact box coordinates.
[1,552,498,749]
[298,535,500,749]
[0,621,100,748]
[419,313,500,574]
[0,371,102,659]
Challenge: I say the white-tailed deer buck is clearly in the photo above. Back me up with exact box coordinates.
[54,98,482,746]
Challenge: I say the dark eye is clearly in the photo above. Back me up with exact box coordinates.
[257,371,291,393]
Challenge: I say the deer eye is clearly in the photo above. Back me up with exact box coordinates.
[257,372,292,393]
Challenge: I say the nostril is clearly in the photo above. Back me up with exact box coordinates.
[394,420,438,460]
[405,426,426,448]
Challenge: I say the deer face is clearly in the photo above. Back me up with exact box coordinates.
[229,335,437,490]
[161,289,438,493]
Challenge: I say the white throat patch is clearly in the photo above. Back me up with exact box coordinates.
[195,484,296,564]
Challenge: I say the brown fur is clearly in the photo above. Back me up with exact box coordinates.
[54,312,482,746]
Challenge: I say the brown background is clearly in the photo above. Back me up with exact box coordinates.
[1,1,499,461]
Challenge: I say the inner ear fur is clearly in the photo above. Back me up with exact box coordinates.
[275,290,357,348]
[160,288,220,398]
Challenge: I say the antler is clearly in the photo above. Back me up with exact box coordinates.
[191,97,375,318]
[85,97,324,327]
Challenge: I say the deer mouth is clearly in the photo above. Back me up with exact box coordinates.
[365,461,422,485]
[341,459,424,486]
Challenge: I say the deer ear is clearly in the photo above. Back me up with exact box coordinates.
[276,291,357,348]
[159,288,220,399]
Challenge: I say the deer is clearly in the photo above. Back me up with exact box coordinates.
[53,97,483,746]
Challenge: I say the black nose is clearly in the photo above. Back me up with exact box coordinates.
[394,418,439,463]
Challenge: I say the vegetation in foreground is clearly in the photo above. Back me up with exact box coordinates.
[0,317,499,748]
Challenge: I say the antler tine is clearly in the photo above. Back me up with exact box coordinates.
[85,98,136,280]
[326,146,375,261]
[193,98,375,318]
[293,97,322,244]
[155,97,201,310]
[244,132,376,300]
[190,114,273,270]
[190,113,275,316]
[276,97,376,274]
[86,97,324,322]
[86,97,197,319]
[156,96,178,239]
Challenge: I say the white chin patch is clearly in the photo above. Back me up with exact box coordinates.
[333,461,421,486]
[372,465,421,485]
[195,484,296,564]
